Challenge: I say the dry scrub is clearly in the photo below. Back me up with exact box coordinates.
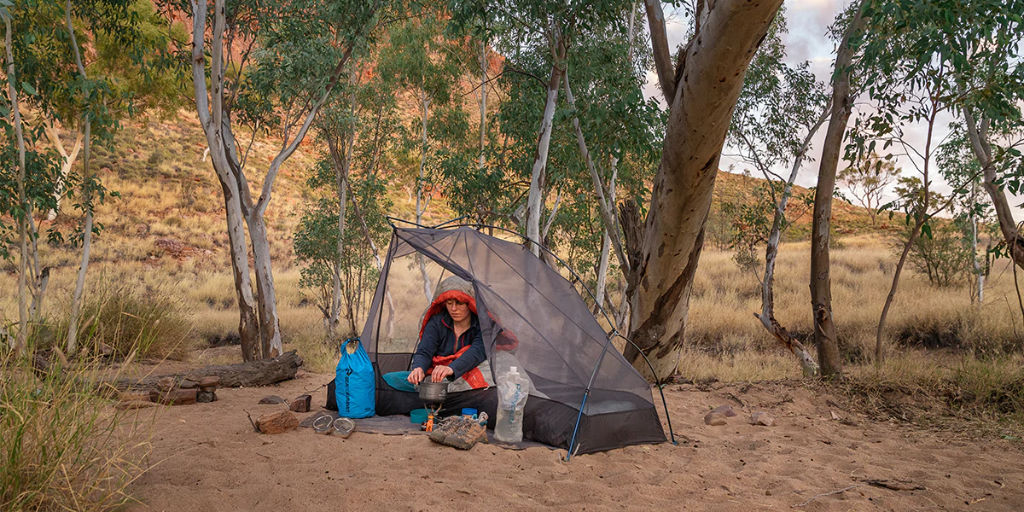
[0,352,154,510]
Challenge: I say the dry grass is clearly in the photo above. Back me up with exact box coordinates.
[0,351,154,510]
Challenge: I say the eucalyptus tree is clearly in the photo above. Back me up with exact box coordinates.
[376,10,470,299]
[297,41,401,338]
[838,152,898,226]
[724,12,829,376]
[809,0,867,377]
[616,0,784,380]
[453,0,785,380]
[186,0,384,360]
[854,0,1024,363]
[1,0,147,355]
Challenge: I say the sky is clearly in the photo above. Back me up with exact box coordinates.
[641,0,973,214]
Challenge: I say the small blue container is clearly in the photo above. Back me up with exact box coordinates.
[461,408,478,417]
[410,408,429,424]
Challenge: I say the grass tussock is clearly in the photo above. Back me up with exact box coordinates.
[0,351,153,511]
[837,353,1024,436]
[63,281,197,361]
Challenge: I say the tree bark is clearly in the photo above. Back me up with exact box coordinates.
[415,93,433,300]
[64,1,94,355]
[809,0,866,378]
[625,0,782,381]
[5,14,29,356]
[248,216,283,358]
[327,134,350,338]
[526,32,565,256]
[113,351,303,392]
[479,39,487,169]
[41,119,83,221]
[964,110,1024,269]
[191,0,261,361]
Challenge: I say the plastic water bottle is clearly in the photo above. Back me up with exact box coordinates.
[495,366,528,443]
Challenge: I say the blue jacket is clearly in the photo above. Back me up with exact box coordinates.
[411,311,486,379]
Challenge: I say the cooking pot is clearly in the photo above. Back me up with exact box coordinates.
[417,378,450,404]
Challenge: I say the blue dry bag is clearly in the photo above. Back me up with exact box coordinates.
[334,338,375,418]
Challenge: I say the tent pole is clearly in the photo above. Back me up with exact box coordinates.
[372,229,398,368]
[565,330,615,461]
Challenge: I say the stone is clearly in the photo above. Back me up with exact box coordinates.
[750,411,775,426]
[704,411,728,426]
[259,395,286,404]
[711,404,737,417]
[178,379,198,389]
[289,394,311,413]
[198,376,220,392]
[197,390,217,403]
[256,410,299,434]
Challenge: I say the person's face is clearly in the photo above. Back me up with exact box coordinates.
[445,298,470,323]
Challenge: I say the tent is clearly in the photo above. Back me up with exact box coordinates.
[357,224,668,455]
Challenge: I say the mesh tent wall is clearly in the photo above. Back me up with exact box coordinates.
[360,225,666,455]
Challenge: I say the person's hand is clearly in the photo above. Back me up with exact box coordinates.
[431,365,454,382]
[407,367,425,385]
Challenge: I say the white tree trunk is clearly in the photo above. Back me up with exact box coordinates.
[249,216,283,358]
[595,163,618,314]
[415,94,433,300]
[479,39,487,169]
[6,15,29,355]
[42,120,83,221]
[191,0,261,360]
[527,64,562,256]
[328,131,351,338]
[971,179,984,304]
[66,122,93,354]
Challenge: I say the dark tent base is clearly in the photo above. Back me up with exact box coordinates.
[326,370,666,455]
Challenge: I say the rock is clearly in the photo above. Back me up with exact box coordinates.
[156,376,176,392]
[711,404,737,417]
[198,376,220,392]
[152,388,197,406]
[119,391,152,403]
[178,379,198,389]
[258,395,286,405]
[704,411,728,426]
[289,394,311,413]
[750,411,775,426]
[256,410,299,434]
[197,390,217,403]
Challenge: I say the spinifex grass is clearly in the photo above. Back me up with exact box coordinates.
[0,350,154,511]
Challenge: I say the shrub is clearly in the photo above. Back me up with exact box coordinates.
[64,283,196,360]
[0,351,152,510]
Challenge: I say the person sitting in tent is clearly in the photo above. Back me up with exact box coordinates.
[382,276,495,397]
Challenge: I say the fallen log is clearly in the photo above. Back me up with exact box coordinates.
[112,350,303,392]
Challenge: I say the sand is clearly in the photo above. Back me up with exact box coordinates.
[123,370,1024,511]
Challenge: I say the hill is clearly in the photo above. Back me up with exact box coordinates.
[32,110,887,273]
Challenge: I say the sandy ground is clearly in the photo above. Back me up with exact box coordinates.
[121,368,1024,512]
